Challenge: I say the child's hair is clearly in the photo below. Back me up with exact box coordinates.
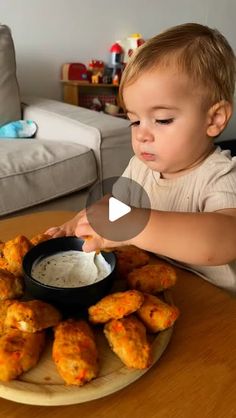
[119,23,236,110]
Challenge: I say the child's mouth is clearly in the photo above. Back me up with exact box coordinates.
[141,152,156,161]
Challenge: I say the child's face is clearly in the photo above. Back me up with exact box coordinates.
[123,68,214,178]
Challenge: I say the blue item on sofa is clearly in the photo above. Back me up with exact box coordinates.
[0,120,37,138]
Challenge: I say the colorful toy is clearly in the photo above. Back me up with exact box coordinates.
[109,43,123,67]
[88,60,105,75]
[112,74,119,86]
[61,63,89,82]
[0,120,37,138]
[91,72,103,84]
[90,97,103,111]
[108,42,124,83]
[118,33,145,63]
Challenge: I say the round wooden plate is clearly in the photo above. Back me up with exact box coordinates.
[0,290,174,406]
[0,326,173,406]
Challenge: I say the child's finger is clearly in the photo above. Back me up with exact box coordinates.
[74,222,94,239]
[75,223,102,252]
[51,229,67,238]
[45,226,62,237]
[82,237,102,253]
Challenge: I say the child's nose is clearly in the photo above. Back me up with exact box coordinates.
[136,127,154,142]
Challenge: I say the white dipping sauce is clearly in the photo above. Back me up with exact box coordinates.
[31,250,111,288]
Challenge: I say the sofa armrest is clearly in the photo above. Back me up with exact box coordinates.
[22,96,132,181]
[22,96,102,177]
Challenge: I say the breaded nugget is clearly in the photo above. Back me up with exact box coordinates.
[30,233,52,246]
[52,319,99,386]
[4,300,62,332]
[127,263,177,294]
[0,268,24,301]
[0,257,10,271]
[0,328,45,381]
[114,245,150,278]
[104,315,152,369]
[0,300,14,334]
[0,241,4,256]
[136,293,180,333]
[88,290,144,324]
[3,235,32,276]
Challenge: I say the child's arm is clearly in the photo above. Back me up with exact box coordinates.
[132,208,236,265]
[75,207,236,266]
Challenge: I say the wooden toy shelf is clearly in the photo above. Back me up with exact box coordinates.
[61,81,119,108]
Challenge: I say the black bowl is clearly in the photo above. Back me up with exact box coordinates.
[22,237,116,314]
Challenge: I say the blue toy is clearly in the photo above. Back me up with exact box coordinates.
[0,120,37,138]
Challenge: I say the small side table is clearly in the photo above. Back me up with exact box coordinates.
[61,81,119,107]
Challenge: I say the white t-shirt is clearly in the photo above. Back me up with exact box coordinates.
[116,147,236,292]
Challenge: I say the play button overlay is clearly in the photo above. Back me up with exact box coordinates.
[109,197,131,222]
[85,176,151,242]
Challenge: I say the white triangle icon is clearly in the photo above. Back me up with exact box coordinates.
[109,197,131,222]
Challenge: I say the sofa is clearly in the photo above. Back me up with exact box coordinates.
[0,25,133,218]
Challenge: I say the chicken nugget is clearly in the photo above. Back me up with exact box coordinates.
[136,293,180,333]
[104,315,152,369]
[114,246,150,279]
[0,257,10,271]
[88,290,144,324]
[3,235,32,276]
[0,268,24,301]
[0,300,14,334]
[0,328,45,381]
[4,300,62,332]
[127,263,177,294]
[0,241,4,256]
[30,233,52,246]
[52,319,99,385]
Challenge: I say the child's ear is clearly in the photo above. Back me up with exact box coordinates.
[206,100,232,137]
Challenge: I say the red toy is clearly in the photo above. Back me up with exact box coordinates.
[61,63,89,82]
[88,60,105,75]
[109,43,124,82]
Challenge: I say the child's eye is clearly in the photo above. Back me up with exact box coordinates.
[129,121,140,127]
[156,118,174,125]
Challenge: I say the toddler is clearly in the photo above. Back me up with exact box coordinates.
[47,23,236,292]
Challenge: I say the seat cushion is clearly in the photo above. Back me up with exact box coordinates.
[0,25,21,125]
[0,139,97,215]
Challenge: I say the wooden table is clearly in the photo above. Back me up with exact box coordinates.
[0,211,236,418]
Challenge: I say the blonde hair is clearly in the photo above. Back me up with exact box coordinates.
[119,23,236,110]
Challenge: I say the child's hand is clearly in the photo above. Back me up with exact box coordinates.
[45,210,86,238]
[74,220,119,253]
[45,195,124,252]
[73,201,122,252]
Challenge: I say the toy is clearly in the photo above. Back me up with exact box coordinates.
[112,74,119,86]
[102,66,113,84]
[61,63,89,82]
[90,97,103,111]
[109,43,123,68]
[88,60,105,75]
[108,42,124,83]
[104,102,120,116]
[117,33,145,63]
[91,72,103,84]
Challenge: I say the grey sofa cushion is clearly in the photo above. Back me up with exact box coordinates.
[0,25,21,125]
[0,139,97,215]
